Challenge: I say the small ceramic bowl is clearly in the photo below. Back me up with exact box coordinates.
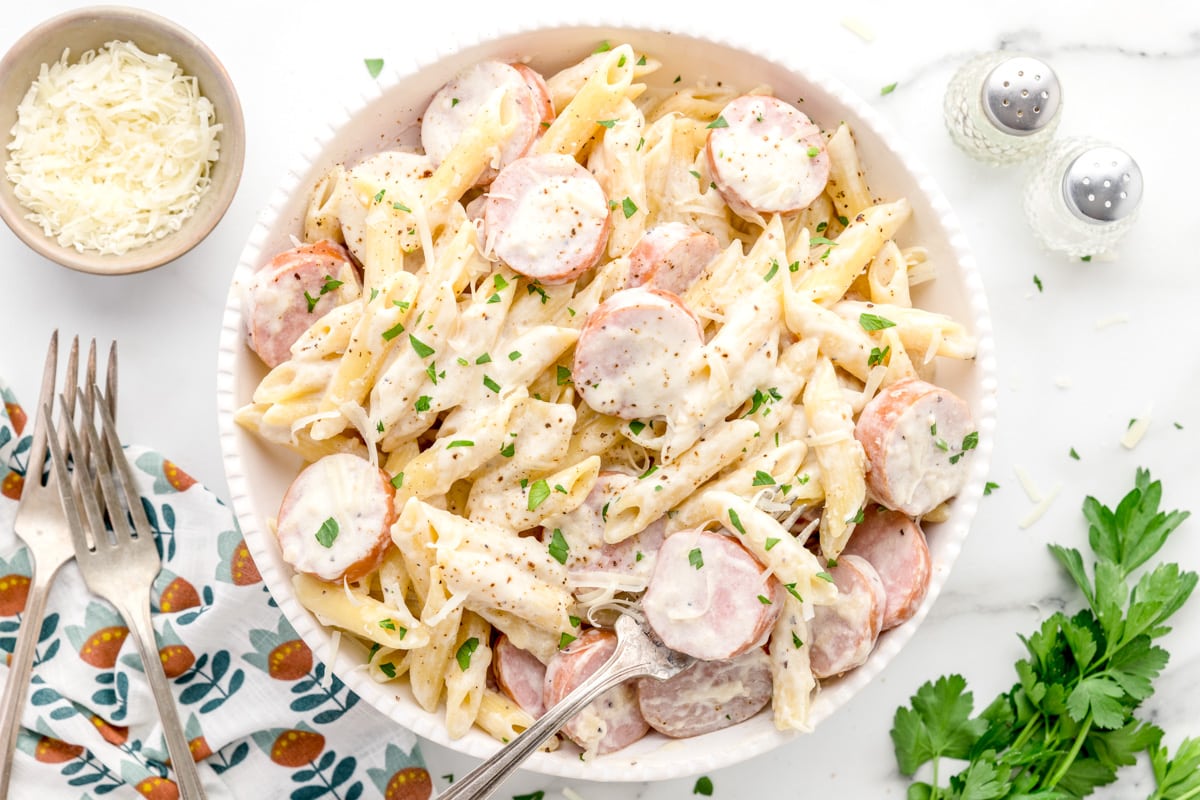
[0,5,245,275]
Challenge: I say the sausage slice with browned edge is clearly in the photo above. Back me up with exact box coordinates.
[841,507,932,630]
[706,95,830,221]
[855,377,977,516]
[808,554,886,679]
[510,63,555,126]
[542,628,649,754]
[573,286,704,420]
[244,240,358,368]
[483,153,611,284]
[641,529,783,661]
[493,634,547,718]
[626,222,720,294]
[636,647,772,737]
[275,453,396,583]
[421,60,541,184]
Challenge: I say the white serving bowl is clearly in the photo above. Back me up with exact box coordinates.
[217,24,997,781]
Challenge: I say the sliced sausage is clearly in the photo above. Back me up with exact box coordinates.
[706,95,830,221]
[543,472,664,586]
[636,648,772,738]
[275,453,396,583]
[855,377,977,516]
[421,60,541,184]
[840,508,931,630]
[483,153,611,284]
[244,240,359,368]
[510,63,555,126]
[493,634,547,718]
[573,287,703,420]
[543,628,648,755]
[808,554,886,679]
[626,222,720,294]
[641,529,783,661]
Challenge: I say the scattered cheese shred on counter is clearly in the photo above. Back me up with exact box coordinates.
[5,40,221,256]
[1019,483,1062,529]
[1013,464,1044,503]
[1095,312,1130,330]
[1121,410,1152,450]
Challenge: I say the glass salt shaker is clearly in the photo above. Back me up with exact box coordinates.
[944,52,1062,165]
[1022,137,1144,258]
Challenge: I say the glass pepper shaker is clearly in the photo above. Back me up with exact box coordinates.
[1022,137,1144,258]
[944,52,1062,165]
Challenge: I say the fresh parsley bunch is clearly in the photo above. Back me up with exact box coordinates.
[891,469,1199,800]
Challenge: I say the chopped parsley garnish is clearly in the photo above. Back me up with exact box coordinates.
[381,321,406,341]
[558,632,576,649]
[527,479,551,511]
[303,291,319,313]
[364,58,384,78]
[527,282,549,303]
[784,582,802,602]
[880,81,898,95]
[637,55,647,66]
[450,98,459,107]
[409,334,435,358]
[373,188,386,203]
[1081,255,1093,262]
[689,169,702,179]
[816,571,835,583]
[728,508,746,535]
[446,440,474,448]
[764,259,779,282]
[629,420,646,435]
[859,312,897,331]
[983,481,999,495]
[379,662,396,679]
[315,518,339,548]
[639,464,658,480]
[483,375,501,393]
[376,420,385,434]
[414,395,431,412]
[621,197,638,218]
[475,353,491,364]
[765,537,780,551]
[455,637,479,671]
[807,145,821,157]
[507,350,521,361]
[868,345,891,367]
[486,293,501,304]
[390,473,404,489]
[815,220,828,233]
[837,214,850,226]
[556,365,572,385]
[849,506,865,524]
[707,115,729,129]
[548,528,569,564]
[499,440,515,458]
[962,431,979,451]
[757,594,773,605]
[320,275,343,294]
[378,619,397,631]
[809,236,839,247]
[617,54,626,67]
[792,632,803,648]
[593,40,611,53]
[752,470,776,486]
[597,118,618,128]
[1070,446,1081,460]
[694,776,714,796]
[1034,274,1044,292]
[688,548,704,569]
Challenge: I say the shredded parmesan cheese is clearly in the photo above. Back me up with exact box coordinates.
[1121,410,1152,450]
[5,40,221,255]
[1095,312,1130,330]
[1019,484,1061,529]
[1013,465,1044,503]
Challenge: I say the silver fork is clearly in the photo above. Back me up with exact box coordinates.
[44,381,206,799]
[0,333,114,795]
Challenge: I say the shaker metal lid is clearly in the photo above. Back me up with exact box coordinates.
[1061,146,1144,223]
[980,55,1062,135]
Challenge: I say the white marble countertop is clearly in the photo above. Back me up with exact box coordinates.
[4,2,1199,798]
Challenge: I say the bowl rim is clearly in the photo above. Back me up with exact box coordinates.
[217,20,998,780]
[0,4,246,275]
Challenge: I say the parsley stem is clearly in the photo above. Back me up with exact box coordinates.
[930,758,941,800]
[1042,713,1092,791]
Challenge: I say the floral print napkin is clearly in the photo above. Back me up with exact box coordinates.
[0,381,432,799]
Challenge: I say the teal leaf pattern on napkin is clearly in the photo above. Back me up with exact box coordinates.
[0,378,430,798]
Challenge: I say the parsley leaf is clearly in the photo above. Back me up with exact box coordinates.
[548,528,569,564]
[364,58,384,78]
[315,518,339,548]
[859,312,897,331]
[688,548,704,569]
[455,637,479,671]
[527,479,550,511]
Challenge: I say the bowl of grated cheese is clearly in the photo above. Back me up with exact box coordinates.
[0,5,245,275]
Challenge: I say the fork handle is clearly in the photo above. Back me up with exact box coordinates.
[0,564,62,795]
[117,593,207,800]
[438,634,654,800]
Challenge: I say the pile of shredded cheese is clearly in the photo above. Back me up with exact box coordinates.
[5,40,222,256]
